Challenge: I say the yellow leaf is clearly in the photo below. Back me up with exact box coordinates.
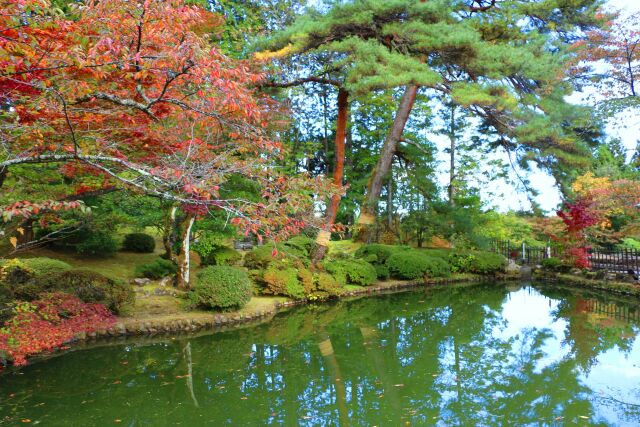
[9,237,17,248]
[16,227,24,235]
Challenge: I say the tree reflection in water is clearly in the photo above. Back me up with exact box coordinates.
[1,283,639,426]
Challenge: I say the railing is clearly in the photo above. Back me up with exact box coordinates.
[490,240,640,274]
[491,240,558,265]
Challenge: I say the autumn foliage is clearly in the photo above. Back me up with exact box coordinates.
[0,293,115,367]
[0,0,330,239]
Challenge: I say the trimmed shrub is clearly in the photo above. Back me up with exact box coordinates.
[76,231,118,257]
[190,266,252,310]
[325,259,377,287]
[355,244,403,265]
[135,259,177,279]
[202,247,242,266]
[22,258,72,277]
[314,273,342,299]
[374,263,390,280]
[386,251,451,280]
[38,269,134,313]
[244,245,280,270]
[284,236,317,257]
[541,257,563,271]
[192,231,228,261]
[122,233,156,253]
[466,251,506,275]
[0,259,34,287]
[263,263,306,299]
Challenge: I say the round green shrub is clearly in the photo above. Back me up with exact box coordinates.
[244,245,282,269]
[122,233,156,253]
[203,247,242,266]
[541,257,563,271]
[192,231,229,260]
[386,252,451,280]
[374,263,390,280]
[354,244,403,265]
[76,230,118,257]
[466,251,506,275]
[263,263,306,299]
[190,266,252,310]
[22,257,72,277]
[325,259,377,287]
[135,259,177,279]
[284,236,317,257]
[39,269,134,313]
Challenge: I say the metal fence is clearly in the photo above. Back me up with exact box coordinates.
[490,240,640,273]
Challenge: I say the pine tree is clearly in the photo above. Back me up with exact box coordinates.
[262,0,603,240]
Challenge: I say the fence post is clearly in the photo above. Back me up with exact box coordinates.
[522,242,526,263]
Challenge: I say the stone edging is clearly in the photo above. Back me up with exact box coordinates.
[91,275,498,340]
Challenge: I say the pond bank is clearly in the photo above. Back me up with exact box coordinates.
[97,274,494,339]
[534,272,640,298]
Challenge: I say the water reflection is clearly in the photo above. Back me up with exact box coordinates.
[1,283,639,426]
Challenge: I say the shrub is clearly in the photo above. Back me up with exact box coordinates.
[386,251,450,280]
[22,258,72,277]
[0,259,34,287]
[192,231,228,261]
[122,233,156,253]
[446,251,476,273]
[354,244,403,265]
[263,263,306,299]
[0,285,12,323]
[541,257,563,271]
[313,273,342,299]
[0,293,115,367]
[284,236,317,257]
[75,230,118,257]
[466,251,506,275]
[244,245,282,269]
[325,259,377,287]
[374,264,390,280]
[202,247,242,266]
[135,259,177,279]
[38,269,134,313]
[190,266,252,310]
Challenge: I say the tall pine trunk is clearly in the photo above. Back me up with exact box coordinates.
[312,88,349,263]
[448,105,456,206]
[354,85,418,242]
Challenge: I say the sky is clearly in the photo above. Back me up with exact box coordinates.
[437,0,640,214]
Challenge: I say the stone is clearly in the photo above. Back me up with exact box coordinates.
[133,278,152,286]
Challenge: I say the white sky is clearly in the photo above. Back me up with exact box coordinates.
[456,0,640,214]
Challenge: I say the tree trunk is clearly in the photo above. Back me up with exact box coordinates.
[312,88,349,263]
[448,105,456,206]
[354,86,418,242]
[163,205,178,259]
[0,167,7,189]
[176,213,195,290]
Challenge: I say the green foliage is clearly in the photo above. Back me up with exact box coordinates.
[312,273,342,300]
[204,247,242,266]
[354,244,403,265]
[386,251,450,280]
[263,262,306,299]
[541,257,563,271]
[76,230,119,257]
[192,231,229,261]
[619,238,640,250]
[22,258,72,277]
[190,266,252,311]
[465,252,507,275]
[244,245,281,270]
[38,269,134,313]
[283,235,317,257]
[122,233,156,253]
[374,263,390,280]
[325,259,377,287]
[0,259,34,287]
[135,259,177,279]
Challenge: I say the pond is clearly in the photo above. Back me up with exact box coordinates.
[1,282,640,426]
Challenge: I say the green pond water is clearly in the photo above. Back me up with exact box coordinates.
[1,282,640,426]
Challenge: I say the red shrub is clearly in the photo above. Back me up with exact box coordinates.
[0,293,115,367]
